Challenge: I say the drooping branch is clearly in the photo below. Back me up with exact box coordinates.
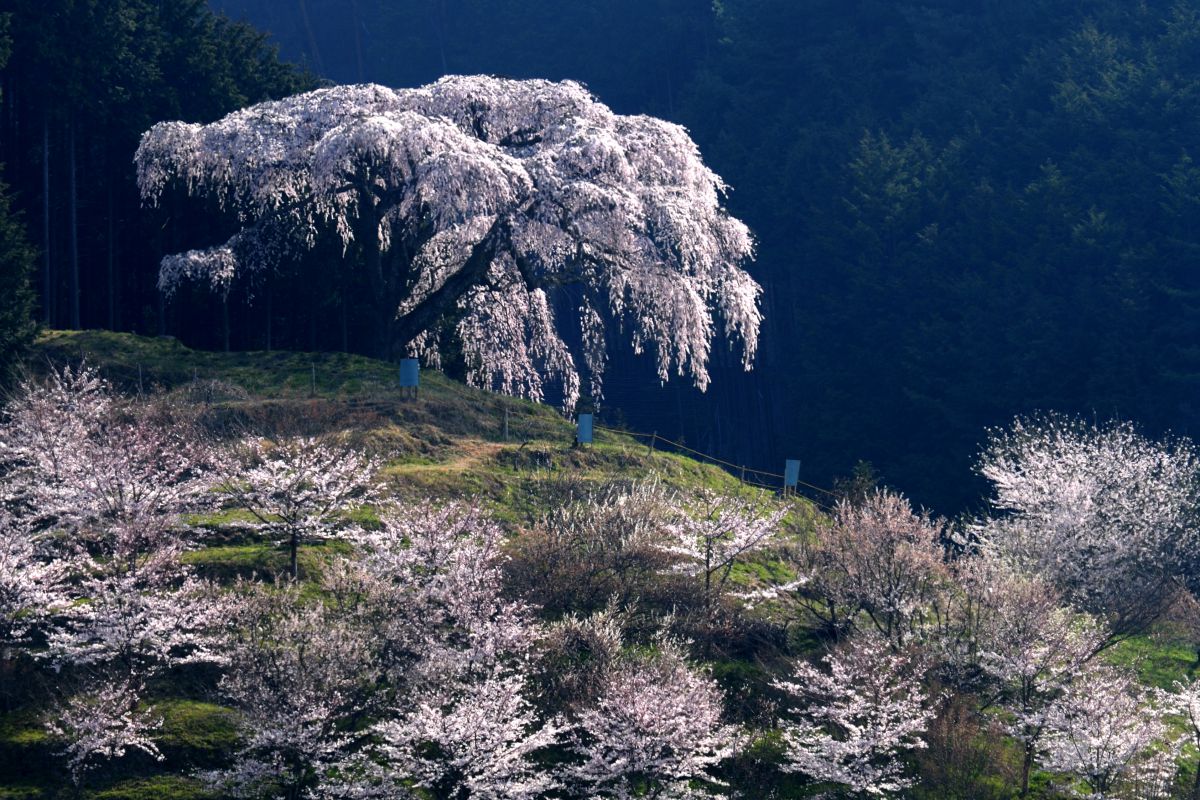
[136,76,763,406]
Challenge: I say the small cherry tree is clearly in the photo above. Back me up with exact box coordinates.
[0,364,218,535]
[795,490,948,649]
[135,76,762,407]
[42,520,223,782]
[365,670,561,800]
[773,633,935,797]
[565,633,740,799]
[972,563,1108,798]
[1039,664,1178,799]
[204,577,383,799]
[0,366,227,781]
[663,492,783,644]
[223,434,379,579]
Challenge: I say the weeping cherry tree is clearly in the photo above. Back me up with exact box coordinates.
[134,76,762,407]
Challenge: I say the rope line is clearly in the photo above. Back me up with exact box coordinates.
[593,422,839,507]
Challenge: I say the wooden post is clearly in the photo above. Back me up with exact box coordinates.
[740,465,746,485]
[137,363,143,396]
[310,362,316,397]
[647,432,656,456]
[503,406,510,441]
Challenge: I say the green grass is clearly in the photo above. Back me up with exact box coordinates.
[1104,630,1198,690]
[30,331,785,517]
[182,538,356,582]
[155,700,239,762]
[87,776,214,800]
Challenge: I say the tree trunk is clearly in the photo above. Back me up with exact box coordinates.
[386,216,507,358]
[296,0,325,76]
[107,178,117,330]
[289,531,299,580]
[68,120,79,330]
[1019,742,1034,798]
[42,114,52,326]
[340,276,349,352]
[265,277,273,352]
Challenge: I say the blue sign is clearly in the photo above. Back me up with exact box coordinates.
[399,358,419,388]
[577,413,594,444]
[784,459,801,488]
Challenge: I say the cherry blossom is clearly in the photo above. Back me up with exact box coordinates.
[1039,664,1178,799]
[977,415,1200,633]
[0,363,219,533]
[203,579,382,799]
[223,434,379,578]
[773,633,935,797]
[0,512,71,645]
[46,679,164,782]
[662,492,783,648]
[565,634,740,799]
[795,490,948,649]
[136,76,762,407]
[971,562,1108,798]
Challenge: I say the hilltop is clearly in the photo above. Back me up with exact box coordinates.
[29,330,796,517]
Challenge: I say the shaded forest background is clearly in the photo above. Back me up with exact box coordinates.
[5,0,1200,512]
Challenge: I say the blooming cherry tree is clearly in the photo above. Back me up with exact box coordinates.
[796,490,948,649]
[977,415,1200,633]
[1039,665,1178,799]
[42,523,221,782]
[365,670,561,800]
[224,434,379,578]
[46,679,165,781]
[971,563,1108,798]
[565,634,740,799]
[0,364,220,541]
[663,492,783,649]
[135,76,762,406]
[204,578,382,799]
[773,633,935,797]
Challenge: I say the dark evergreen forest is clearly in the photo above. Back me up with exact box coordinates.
[5,0,1200,512]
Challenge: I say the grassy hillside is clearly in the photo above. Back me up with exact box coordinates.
[0,331,814,800]
[29,330,778,517]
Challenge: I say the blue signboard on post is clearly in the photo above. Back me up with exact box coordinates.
[577,413,594,445]
[784,459,801,489]
[399,358,420,399]
[399,359,419,387]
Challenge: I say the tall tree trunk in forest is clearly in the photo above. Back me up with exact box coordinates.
[265,277,273,352]
[42,114,52,326]
[107,176,117,330]
[68,121,79,330]
[340,272,348,352]
[308,282,317,351]
[349,0,365,82]
[296,0,325,76]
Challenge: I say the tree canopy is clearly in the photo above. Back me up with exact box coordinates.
[136,77,761,406]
